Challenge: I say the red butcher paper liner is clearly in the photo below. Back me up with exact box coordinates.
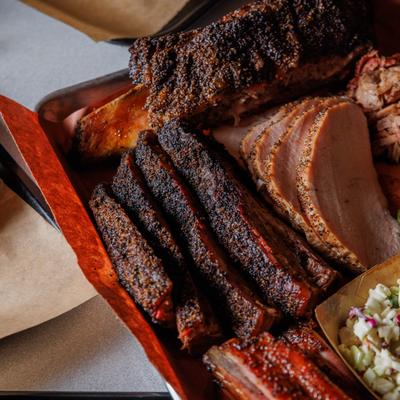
[0,95,217,400]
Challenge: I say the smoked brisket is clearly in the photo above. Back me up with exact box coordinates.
[111,153,223,352]
[158,121,338,317]
[134,130,280,338]
[89,183,174,326]
[129,0,371,127]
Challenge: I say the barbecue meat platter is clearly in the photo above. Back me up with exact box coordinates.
[28,0,400,398]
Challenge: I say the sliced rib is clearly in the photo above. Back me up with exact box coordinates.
[158,122,329,317]
[134,131,279,338]
[203,338,309,400]
[281,322,364,399]
[111,153,222,353]
[89,184,174,326]
[203,333,350,400]
[297,101,400,272]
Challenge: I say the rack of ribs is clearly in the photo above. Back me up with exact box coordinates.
[203,332,351,400]
[158,121,340,317]
[129,0,372,128]
[111,152,223,353]
[133,130,280,338]
[89,184,174,326]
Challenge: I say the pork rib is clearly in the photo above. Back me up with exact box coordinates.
[111,153,222,352]
[89,184,174,326]
[158,121,340,316]
[129,0,371,127]
[134,131,279,338]
[280,322,364,399]
[203,333,351,400]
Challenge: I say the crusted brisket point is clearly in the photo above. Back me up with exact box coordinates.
[129,0,372,127]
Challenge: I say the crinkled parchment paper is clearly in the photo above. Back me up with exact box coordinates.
[0,179,96,339]
[22,0,189,41]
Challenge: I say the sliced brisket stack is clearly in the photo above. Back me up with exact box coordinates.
[129,0,371,128]
[158,121,339,318]
[134,130,280,338]
[111,153,222,352]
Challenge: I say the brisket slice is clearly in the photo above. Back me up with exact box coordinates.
[134,130,279,338]
[203,333,351,400]
[158,121,333,317]
[111,153,222,353]
[89,183,174,326]
[129,0,371,127]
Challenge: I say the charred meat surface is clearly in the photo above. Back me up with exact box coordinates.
[89,183,174,326]
[134,130,280,338]
[158,121,337,317]
[174,277,223,353]
[203,332,351,400]
[74,85,149,162]
[112,152,186,273]
[129,0,371,127]
[111,153,223,352]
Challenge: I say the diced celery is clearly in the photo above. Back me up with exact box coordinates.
[373,378,395,395]
[338,344,353,365]
[363,348,374,369]
[364,368,377,386]
[351,345,366,372]
[383,389,400,400]
[391,286,399,296]
[379,325,394,342]
[390,295,399,309]
[354,318,372,341]
[366,296,383,314]
[374,364,387,377]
